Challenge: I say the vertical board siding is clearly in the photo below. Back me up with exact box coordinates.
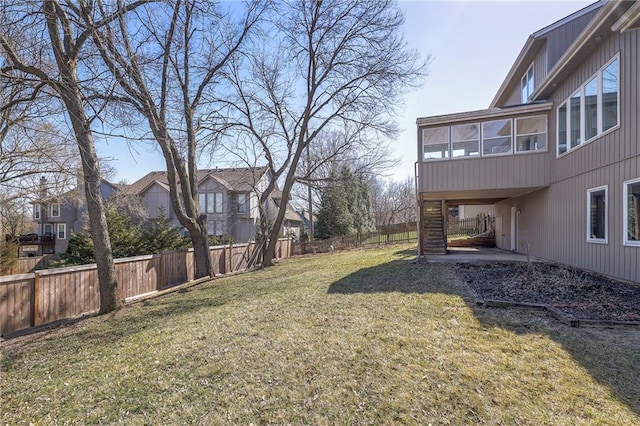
[0,239,293,336]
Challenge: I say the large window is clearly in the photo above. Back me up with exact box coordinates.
[557,55,620,157]
[482,119,512,156]
[624,178,640,247]
[587,186,607,243]
[521,64,534,103]
[57,223,66,240]
[199,192,224,214]
[584,77,598,141]
[422,127,449,160]
[451,123,479,158]
[515,115,547,152]
[602,59,619,132]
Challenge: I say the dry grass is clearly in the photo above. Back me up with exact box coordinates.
[2,245,640,424]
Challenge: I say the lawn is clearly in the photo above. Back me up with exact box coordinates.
[2,245,640,424]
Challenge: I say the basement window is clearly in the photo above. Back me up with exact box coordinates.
[624,177,640,247]
[587,186,607,244]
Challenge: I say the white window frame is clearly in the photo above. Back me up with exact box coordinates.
[422,126,450,161]
[481,119,513,157]
[623,177,640,247]
[199,192,224,214]
[34,204,41,220]
[556,54,620,158]
[451,123,480,159]
[515,115,547,153]
[57,223,66,240]
[50,203,61,218]
[521,63,534,103]
[586,185,608,244]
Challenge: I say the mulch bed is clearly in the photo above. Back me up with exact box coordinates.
[456,262,640,322]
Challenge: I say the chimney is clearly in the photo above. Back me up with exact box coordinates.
[39,176,47,198]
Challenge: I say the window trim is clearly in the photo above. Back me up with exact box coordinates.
[557,53,620,158]
[450,123,480,159]
[521,63,534,103]
[422,126,450,161]
[481,118,513,157]
[50,203,61,218]
[586,185,608,244]
[515,115,548,153]
[57,223,66,240]
[623,177,640,247]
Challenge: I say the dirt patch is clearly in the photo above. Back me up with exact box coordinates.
[457,262,640,322]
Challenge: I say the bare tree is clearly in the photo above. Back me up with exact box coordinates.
[78,0,268,279]
[224,0,426,266]
[0,1,145,313]
[370,176,416,228]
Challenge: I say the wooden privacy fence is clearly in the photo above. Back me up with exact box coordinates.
[2,255,56,276]
[0,238,292,336]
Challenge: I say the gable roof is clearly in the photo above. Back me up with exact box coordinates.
[122,166,270,195]
[531,0,634,101]
[490,1,605,108]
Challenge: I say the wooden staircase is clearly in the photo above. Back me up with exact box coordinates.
[421,200,446,255]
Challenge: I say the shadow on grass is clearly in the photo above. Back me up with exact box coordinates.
[328,259,640,417]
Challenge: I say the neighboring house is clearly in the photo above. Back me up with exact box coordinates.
[417,0,640,283]
[121,166,303,244]
[28,166,303,255]
[30,177,117,254]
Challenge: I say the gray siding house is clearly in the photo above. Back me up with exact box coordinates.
[417,0,640,283]
[124,167,303,243]
[30,167,303,255]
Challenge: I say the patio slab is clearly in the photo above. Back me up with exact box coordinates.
[421,247,544,263]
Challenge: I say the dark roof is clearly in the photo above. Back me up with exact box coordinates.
[121,166,270,195]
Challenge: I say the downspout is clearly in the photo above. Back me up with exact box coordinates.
[414,161,421,257]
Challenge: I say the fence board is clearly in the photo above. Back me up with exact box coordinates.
[0,239,293,336]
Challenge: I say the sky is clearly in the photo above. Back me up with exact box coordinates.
[97,0,595,184]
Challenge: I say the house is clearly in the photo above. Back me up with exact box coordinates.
[28,166,303,255]
[417,0,640,283]
[30,177,118,255]
[123,166,303,243]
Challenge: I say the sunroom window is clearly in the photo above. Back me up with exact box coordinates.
[624,178,640,246]
[515,115,547,152]
[422,127,450,160]
[451,123,479,158]
[587,186,607,243]
[482,119,512,156]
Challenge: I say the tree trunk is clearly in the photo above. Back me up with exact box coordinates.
[187,215,212,279]
[62,93,120,313]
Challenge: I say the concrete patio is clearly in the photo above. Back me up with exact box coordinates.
[421,247,545,263]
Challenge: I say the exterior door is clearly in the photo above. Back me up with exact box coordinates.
[510,206,517,251]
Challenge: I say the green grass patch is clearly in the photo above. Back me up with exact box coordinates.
[2,245,640,424]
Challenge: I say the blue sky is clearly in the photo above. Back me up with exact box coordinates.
[98,0,594,184]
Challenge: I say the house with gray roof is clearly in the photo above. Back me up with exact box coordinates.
[29,166,303,254]
[417,0,640,283]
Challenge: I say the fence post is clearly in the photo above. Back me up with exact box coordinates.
[158,252,165,291]
[31,271,40,327]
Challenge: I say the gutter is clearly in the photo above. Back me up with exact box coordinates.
[416,102,552,127]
